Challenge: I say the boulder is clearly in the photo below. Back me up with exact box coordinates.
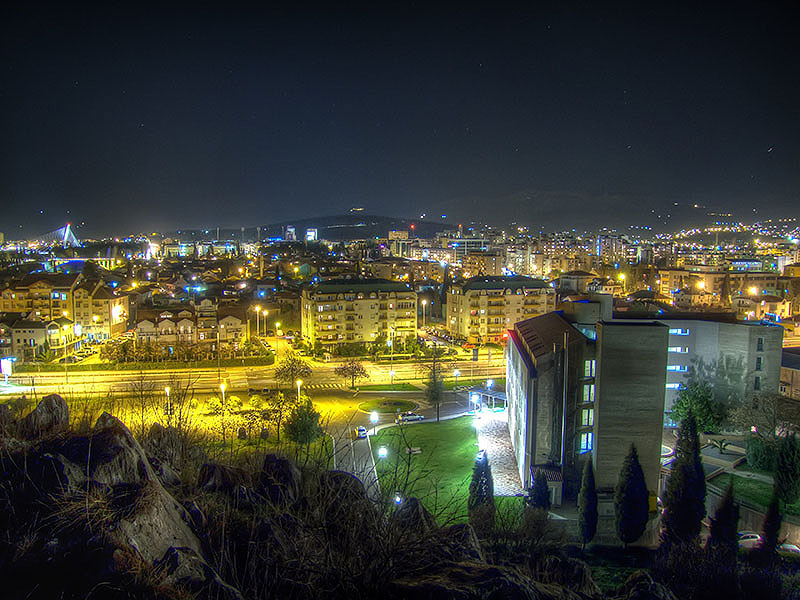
[392,496,437,533]
[617,570,677,600]
[258,453,301,506]
[536,555,602,599]
[155,546,244,600]
[198,462,252,494]
[20,394,68,438]
[143,422,208,469]
[148,455,181,487]
[0,403,14,434]
[440,523,485,563]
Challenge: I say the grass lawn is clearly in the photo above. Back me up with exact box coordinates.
[357,383,420,392]
[357,398,418,414]
[712,473,800,518]
[372,416,478,521]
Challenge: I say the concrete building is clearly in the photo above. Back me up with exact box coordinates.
[462,251,504,277]
[505,305,668,508]
[301,278,417,347]
[781,348,800,401]
[0,273,81,321]
[446,276,556,344]
[72,281,130,340]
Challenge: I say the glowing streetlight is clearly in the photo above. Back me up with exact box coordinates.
[486,379,494,389]
[421,299,427,327]
[454,369,460,387]
[296,378,303,401]
[389,369,395,387]
[697,281,705,289]
[378,446,388,459]
[275,322,281,335]
[253,305,261,337]
[370,411,379,435]
[749,286,758,296]
[165,386,171,419]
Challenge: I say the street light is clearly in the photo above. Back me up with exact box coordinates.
[421,299,427,328]
[275,321,281,336]
[389,369,395,388]
[165,386,171,421]
[254,305,261,337]
[454,368,460,387]
[378,446,388,459]
[486,379,493,389]
[370,411,378,435]
[296,378,303,401]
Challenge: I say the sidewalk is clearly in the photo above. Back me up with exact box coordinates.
[473,409,524,496]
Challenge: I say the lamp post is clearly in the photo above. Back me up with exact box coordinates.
[296,378,302,402]
[454,368,460,388]
[275,321,281,337]
[370,411,378,435]
[220,382,227,443]
[165,386,171,423]
[254,305,261,337]
[421,299,427,328]
[389,369,395,388]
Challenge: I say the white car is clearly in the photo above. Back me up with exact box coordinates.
[779,543,800,554]
[738,531,762,549]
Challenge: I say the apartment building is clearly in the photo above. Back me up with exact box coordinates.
[446,276,556,344]
[0,273,81,320]
[134,300,248,347]
[301,278,417,347]
[72,281,130,340]
[505,309,667,510]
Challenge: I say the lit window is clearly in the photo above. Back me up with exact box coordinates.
[581,408,594,427]
[583,359,596,377]
[668,346,688,353]
[579,432,594,453]
[666,365,688,372]
[583,384,595,403]
[666,383,682,389]
[668,328,690,336]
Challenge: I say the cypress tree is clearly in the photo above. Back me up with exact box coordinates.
[615,444,649,546]
[775,434,800,505]
[528,469,551,511]
[759,493,782,563]
[707,483,740,561]
[578,458,598,550]
[662,412,706,542]
[468,452,495,513]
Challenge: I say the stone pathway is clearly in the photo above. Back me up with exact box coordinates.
[474,410,525,496]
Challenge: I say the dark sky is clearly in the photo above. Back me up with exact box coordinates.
[2,3,799,238]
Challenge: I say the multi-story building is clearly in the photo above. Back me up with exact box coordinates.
[134,300,248,347]
[301,278,417,347]
[781,348,800,401]
[446,276,556,344]
[505,305,668,513]
[0,273,81,321]
[10,316,81,361]
[72,281,130,340]
[462,251,504,277]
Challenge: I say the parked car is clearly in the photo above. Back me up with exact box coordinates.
[395,412,424,424]
[738,531,763,549]
[355,426,367,439]
[779,543,800,554]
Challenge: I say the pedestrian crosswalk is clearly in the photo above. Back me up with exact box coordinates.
[304,383,344,391]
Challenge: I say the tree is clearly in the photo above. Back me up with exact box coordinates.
[528,469,551,511]
[670,381,724,433]
[730,392,780,438]
[333,359,369,389]
[264,391,297,444]
[468,452,495,527]
[418,345,448,421]
[758,493,782,565]
[706,484,740,562]
[284,398,323,446]
[615,444,649,546]
[578,458,598,550]
[662,412,706,543]
[775,434,800,505]
[274,351,312,387]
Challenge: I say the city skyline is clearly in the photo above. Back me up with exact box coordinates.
[2,4,799,236]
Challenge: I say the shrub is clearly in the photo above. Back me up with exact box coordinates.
[746,436,779,471]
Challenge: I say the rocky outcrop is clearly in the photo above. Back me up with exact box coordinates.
[536,555,602,599]
[197,462,253,494]
[440,523,485,563]
[392,496,437,533]
[148,455,181,487]
[20,394,69,438]
[155,546,244,600]
[143,422,208,470]
[615,571,677,600]
[259,453,301,505]
[0,403,14,434]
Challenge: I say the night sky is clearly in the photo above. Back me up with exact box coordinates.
[2,3,799,238]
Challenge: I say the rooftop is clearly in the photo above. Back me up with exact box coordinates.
[308,277,412,294]
[460,275,550,292]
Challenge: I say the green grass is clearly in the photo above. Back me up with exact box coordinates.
[443,378,505,390]
[357,398,418,413]
[357,383,419,391]
[712,473,800,517]
[372,416,478,521]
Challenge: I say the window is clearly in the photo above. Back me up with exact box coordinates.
[579,432,594,453]
[757,337,764,352]
[756,356,762,371]
[667,365,688,372]
[668,346,688,353]
[583,359,596,377]
[666,383,682,389]
[668,328,690,336]
[754,376,761,391]
[583,384,595,403]
[581,408,594,427]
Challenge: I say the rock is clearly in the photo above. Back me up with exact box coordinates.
[185,500,207,531]
[617,570,677,600]
[142,422,208,469]
[198,462,252,494]
[386,562,584,600]
[148,455,181,487]
[536,555,602,599]
[20,394,68,438]
[440,523,485,563]
[155,546,244,600]
[392,496,437,533]
[258,454,301,506]
[0,403,14,434]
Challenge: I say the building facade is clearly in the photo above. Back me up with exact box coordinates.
[301,278,417,347]
[446,276,556,344]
